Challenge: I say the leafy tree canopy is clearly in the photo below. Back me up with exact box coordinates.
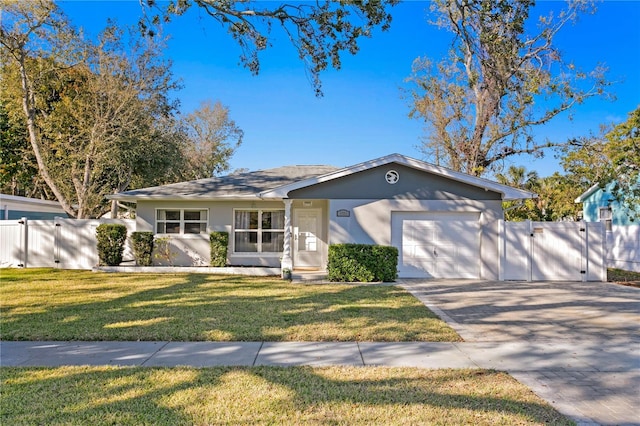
[0,0,243,218]
[603,108,640,218]
[505,107,639,222]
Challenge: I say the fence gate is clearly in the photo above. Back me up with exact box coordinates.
[500,220,605,282]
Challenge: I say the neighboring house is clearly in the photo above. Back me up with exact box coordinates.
[109,153,535,279]
[576,182,640,272]
[575,182,638,229]
[0,194,69,220]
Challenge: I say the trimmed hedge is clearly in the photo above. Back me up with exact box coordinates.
[210,231,229,267]
[131,232,154,266]
[327,244,398,282]
[96,224,127,266]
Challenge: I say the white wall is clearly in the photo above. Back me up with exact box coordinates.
[607,225,640,272]
[500,220,606,281]
[0,218,135,269]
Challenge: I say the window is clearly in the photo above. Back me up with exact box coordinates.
[599,207,612,231]
[234,210,284,253]
[156,209,208,234]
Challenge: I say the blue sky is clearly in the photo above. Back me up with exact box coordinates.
[60,1,640,177]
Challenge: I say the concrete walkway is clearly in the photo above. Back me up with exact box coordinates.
[2,279,638,425]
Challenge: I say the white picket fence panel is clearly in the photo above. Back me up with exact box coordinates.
[499,220,606,282]
[0,218,135,269]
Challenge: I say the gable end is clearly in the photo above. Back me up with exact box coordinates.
[289,164,502,200]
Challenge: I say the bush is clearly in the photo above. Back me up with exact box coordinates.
[210,231,229,267]
[327,244,398,282]
[131,232,154,266]
[96,224,128,266]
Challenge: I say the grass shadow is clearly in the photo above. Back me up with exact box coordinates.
[1,366,574,425]
[1,269,460,342]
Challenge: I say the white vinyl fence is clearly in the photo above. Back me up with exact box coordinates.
[499,220,606,282]
[607,225,640,272]
[1,217,634,279]
[0,218,135,269]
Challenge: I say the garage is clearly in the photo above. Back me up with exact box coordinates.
[391,212,481,278]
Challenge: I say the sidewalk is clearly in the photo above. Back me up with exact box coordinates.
[2,340,637,371]
[0,341,467,368]
[3,338,638,426]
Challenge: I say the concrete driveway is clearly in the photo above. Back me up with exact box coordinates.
[399,280,640,343]
[400,279,640,426]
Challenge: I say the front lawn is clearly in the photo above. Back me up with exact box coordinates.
[0,269,460,342]
[1,366,573,425]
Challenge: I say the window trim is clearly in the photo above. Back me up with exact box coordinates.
[232,208,285,255]
[598,206,613,232]
[155,208,209,235]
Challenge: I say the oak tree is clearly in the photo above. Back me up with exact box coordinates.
[0,0,183,217]
[175,100,243,181]
[408,0,610,176]
[141,0,398,96]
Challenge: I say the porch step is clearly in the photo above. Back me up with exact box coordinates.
[291,271,328,283]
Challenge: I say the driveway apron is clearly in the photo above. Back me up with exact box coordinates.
[400,279,640,426]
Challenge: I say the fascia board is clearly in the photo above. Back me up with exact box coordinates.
[106,194,261,202]
[258,156,398,198]
[0,194,65,207]
[574,183,601,203]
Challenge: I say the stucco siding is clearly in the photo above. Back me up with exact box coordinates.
[289,164,502,201]
[328,199,503,279]
[136,200,288,267]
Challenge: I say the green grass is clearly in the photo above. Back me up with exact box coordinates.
[0,366,573,425]
[0,269,460,342]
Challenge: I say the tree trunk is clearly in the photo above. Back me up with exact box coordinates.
[17,52,77,218]
[110,199,118,218]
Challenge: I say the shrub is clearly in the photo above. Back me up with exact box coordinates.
[131,232,154,266]
[96,224,128,266]
[327,244,398,282]
[210,231,229,267]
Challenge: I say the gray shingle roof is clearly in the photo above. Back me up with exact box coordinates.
[110,165,339,201]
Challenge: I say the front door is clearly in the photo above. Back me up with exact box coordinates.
[294,209,322,269]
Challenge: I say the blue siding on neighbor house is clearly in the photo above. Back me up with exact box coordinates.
[582,183,637,226]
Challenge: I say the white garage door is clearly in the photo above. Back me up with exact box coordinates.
[391,212,481,278]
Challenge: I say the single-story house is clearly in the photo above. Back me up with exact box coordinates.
[0,194,69,220]
[109,154,535,279]
[575,182,638,230]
